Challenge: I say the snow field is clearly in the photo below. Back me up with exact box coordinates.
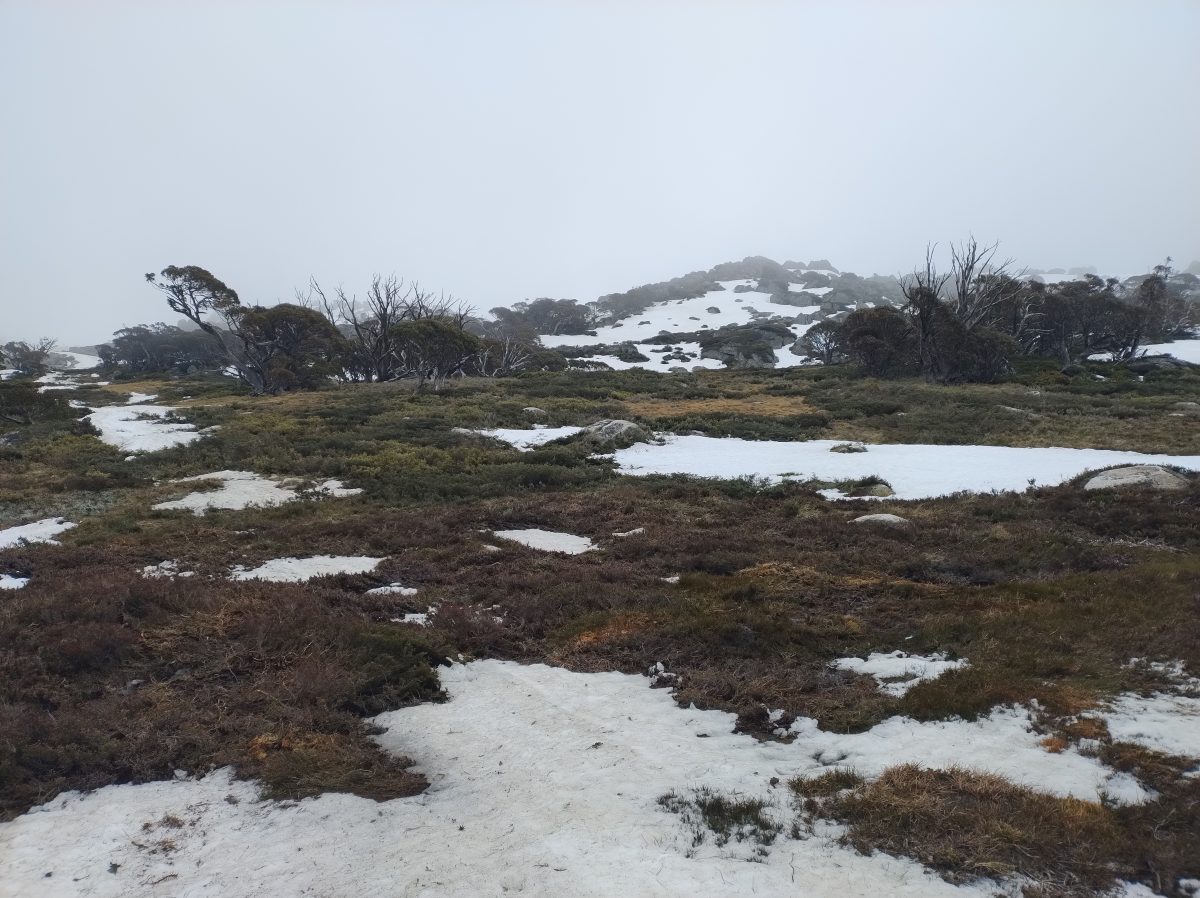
[0,659,1168,898]
[609,435,1200,500]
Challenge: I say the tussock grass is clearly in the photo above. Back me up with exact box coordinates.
[800,764,1200,898]
[0,562,447,819]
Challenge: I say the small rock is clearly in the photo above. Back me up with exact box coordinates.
[1083,465,1188,491]
[852,513,911,527]
[522,407,547,418]
[830,442,867,454]
[1170,401,1200,416]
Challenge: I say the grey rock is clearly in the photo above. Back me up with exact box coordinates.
[1083,465,1189,491]
[852,513,911,526]
[577,419,652,450]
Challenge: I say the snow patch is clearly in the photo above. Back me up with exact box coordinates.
[153,470,361,514]
[474,425,583,450]
[0,517,76,549]
[141,560,196,579]
[0,574,30,590]
[86,404,203,453]
[492,528,596,554]
[1132,339,1200,364]
[123,392,158,404]
[229,555,385,582]
[832,651,967,697]
[1097,692,1200,759]
[609,435,1200,500]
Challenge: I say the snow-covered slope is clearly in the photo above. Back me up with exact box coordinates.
[538,266,896,372]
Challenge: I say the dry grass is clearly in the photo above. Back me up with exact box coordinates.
[797,764,1200,898]
[620,394,817,418]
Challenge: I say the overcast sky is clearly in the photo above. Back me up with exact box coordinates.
[2,1,1197,346]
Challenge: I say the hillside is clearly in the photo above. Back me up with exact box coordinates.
[495,256,1200,372]
[1,353,1198,897]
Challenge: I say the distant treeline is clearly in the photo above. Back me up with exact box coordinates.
[798,241,1197,382]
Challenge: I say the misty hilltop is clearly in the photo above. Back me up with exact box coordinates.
[482,255,1200,372]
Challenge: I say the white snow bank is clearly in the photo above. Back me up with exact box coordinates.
[0,368,17,380]
[832,651,968,697]
[608,435,1200,500]
[493,528,596,554]
[1,659,1155,898]
[48,351,102,370]
[0,574,29,589]
[474,425,583,450]
[0,517,76,549]
[86,404,203,453]
[153,470,361,514]
[1132,339,1200,365]
[230,555,384,582]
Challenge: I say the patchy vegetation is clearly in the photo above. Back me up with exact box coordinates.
[0,359,1197,895]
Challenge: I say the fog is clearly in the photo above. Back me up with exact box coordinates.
[2,0,1197,346]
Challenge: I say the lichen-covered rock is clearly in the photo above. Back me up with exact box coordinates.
[1083,465,1188,491]
[852,513,911,527]
[577,419,652,450]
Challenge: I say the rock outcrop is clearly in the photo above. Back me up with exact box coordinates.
[1083,465,1188,491]
[576,420,652,450]
[852,513,911,527]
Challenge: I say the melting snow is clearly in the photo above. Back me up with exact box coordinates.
[86,404,203,453]
[832,651,968,697]
[48,351,102,370]
[1130,339,1200,365]
[123,392,158,404]
[1097,692,1200,759]
[1089,665,1200,760]
[368,583,419,596]
[391,606,436,626]
[141,560,196,579]
[608,435,1200,500]
[153,470,361,514]
[0,660,1156,898]
[0,517,76,549]
[474,425,583,450]
[493,528,596,554]
[0,574,29,589]
[229,555,384,582]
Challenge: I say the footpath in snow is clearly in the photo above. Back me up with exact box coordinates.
[0,659,1172,898]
